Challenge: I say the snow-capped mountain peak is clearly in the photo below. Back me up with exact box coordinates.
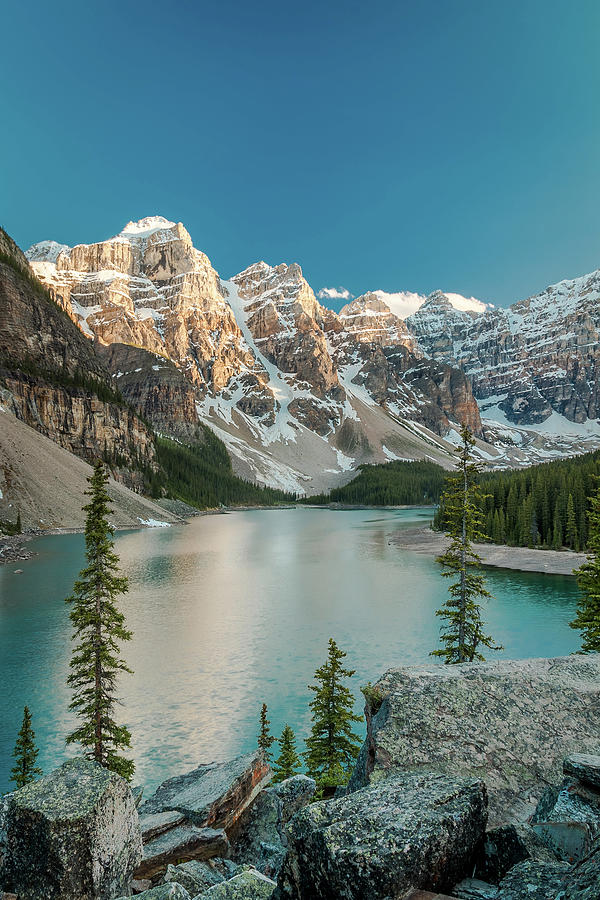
[120,216,177,237]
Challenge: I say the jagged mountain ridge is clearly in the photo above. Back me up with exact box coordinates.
[406,273,600,458]
[26,217,482,491]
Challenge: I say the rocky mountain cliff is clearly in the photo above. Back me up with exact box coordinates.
[0,228,157,491]
[407,277,600,454]
[26,217,483,491]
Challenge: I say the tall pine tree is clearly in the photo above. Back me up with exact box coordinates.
[10,706,42,789]
[65,462,134,780]
[432,424,502,664]
[571,477,600,652]
[304,638,362,794]
[257,703,275,762]
[272,725,301,782]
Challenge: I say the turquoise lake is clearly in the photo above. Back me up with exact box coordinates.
[0,507,581,795]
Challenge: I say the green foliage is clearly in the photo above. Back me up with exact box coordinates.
[0,353,125,406]
[258,703,275,762]
[431,425,502,664]
[154,432,295,509]
[305,460,446,506]
[272,725,302,783]
[65,462,135,780]
[0,238,71,322]
[10,706,42,789]
[436,449,600,551]
[571,476,600,652]
[1,511,22,535]
[304,638,362,793]
[360,681,385,715]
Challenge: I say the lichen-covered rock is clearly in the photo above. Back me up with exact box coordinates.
[136,825,229,878]
[473,823,559,883]
[230,775,316,877]
[117,884,191,900]
[140,752,270,832]
[139,810,187,843]
[495,860,570,900]
[277,771,487,900]
[351,655,600,826]
[163,859,240,894]
[0,757,142,900]
[531,774,600,861]
[561,842,600,899]
[454,878,499,900]
[204,870,276,899]
[563,753,600,791]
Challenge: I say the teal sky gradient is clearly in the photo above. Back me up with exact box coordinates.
[2,0,599,307]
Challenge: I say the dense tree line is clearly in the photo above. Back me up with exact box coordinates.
[435,450,600,551]
[307,460,447,506]
[151,431,295,508]
[1,353,126,406]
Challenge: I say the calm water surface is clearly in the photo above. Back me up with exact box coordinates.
[0,507,580,794]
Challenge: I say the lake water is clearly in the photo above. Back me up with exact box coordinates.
[0,507,581,795]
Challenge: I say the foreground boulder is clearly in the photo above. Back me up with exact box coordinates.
[204,870,276,898]
[137,752,270,878]
[0,757,142,900]
[351,655,600,825]
[230,775,316,877]
[277,771,487,899]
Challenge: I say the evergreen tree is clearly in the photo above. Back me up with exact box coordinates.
[571,477,600,652]
[10,705,42,789]
[16,509,21,534]
[65,462,134,780]
[304,638,362,794]
[257,703,275,762]
[566,493,579,550]
[272,725,301,782]
[432,424,502,664]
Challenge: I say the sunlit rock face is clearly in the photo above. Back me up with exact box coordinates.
[26,217,485,489]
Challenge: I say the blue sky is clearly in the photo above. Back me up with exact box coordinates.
[3,0,599,308]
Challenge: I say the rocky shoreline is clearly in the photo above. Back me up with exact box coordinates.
[391,526,587,576]
[2,655,600,899]
[0,534,35,567]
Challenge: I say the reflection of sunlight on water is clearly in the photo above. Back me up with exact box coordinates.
[0,508,581,794]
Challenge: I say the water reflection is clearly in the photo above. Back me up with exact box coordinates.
[0,508,580,794]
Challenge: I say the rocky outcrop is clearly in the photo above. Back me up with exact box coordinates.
[277,771,487,900]
[407,273,600,429]
[137,753,271,878]
[230,775,316,878]
[0,241,157,482]
[0,758,142,900]
[351,655,600,826]
[96,343,201,440]
[339,292,419,350]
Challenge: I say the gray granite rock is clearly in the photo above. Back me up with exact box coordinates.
[140,810,187,842]
[563,753,600,791]
[350,655,600,826]
[230,775,316,878]
[163,859,239,893]
[277,771,487,899]
[473,823,559,883]
[495,860,570,900]
[0,758,142,900]
[531,775,600,861]
[117,884,191,900]
[140,752,271,832]
[561,841,600,899]
[203,870,276,899]
[136,825,230,878]
[454,877,499,900]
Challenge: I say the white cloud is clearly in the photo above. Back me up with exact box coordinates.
[373,289,492,319]
[317,286,353,301]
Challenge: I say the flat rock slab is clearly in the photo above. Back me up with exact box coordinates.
[0,758,142,900]
[164,859,243,894]
[117,885,191,900]
[136,824,229,878]
[277,771,487,900]
[204,870,276,898]
[140,751,270,832]
[495,860,570,900]
[563,753,600,790]
[351,655,600,826]
[139,810,186,842]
